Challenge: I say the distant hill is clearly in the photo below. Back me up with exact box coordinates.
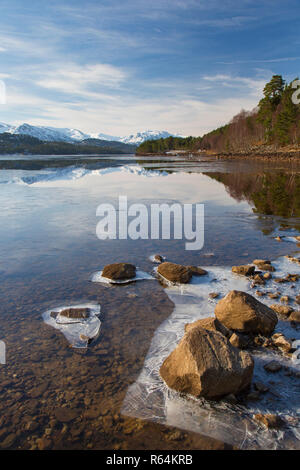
[0,133,136,155]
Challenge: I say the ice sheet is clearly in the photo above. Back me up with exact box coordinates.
[42,303,101,348]
[122,258,300,449]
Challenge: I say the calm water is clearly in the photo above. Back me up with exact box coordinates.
[0,153,299,450]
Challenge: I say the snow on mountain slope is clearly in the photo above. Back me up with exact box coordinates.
[0,122,182,144]
[119,130,181,144]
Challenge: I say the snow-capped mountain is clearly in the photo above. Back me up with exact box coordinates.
[118,130,179,144]
[0,122,182,144]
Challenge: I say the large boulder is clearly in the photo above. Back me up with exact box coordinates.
[215,290,278,335]
[160,327,254,399]
[102,263,136,280]
[185,317,230,337]
[157,262,192,284]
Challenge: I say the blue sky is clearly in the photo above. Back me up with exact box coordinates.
[0,0,300,136]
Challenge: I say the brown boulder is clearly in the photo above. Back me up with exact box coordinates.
[185,317,230,337]
[215,290,278,335]
[296,295,300,305]
[59,308,90,319]
[102,263,136,280]
[232,265,255,276]
[157,262,192,284]
[160,327,254,399]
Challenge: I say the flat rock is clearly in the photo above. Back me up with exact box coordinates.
[157,262,192,284]
[59,308,90,319]
[215,290,278,335]
[102,263,136,280]
[160,326,254,399]
[232,265,255,276]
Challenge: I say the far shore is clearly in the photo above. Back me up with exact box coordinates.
[136,146,300,162]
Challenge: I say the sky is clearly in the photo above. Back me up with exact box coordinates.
[0,0,300,137]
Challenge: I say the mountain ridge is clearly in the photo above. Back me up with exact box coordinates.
[0,122,181,145]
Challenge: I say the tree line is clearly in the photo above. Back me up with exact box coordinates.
[136,75,300,154]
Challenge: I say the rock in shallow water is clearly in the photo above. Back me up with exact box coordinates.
[59,308,90,319]
[157,262,192,284]
[215,290,278,335]
[160,326,254,399]
[232,265,255,276]
[102,263,136,280]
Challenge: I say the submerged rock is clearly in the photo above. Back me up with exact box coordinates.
[157,262,192,284]
[59,308,90,319]
[153,254,164,263]
[254,382,269,393]
[102,263,136,280]
[264,361,282,373]
[160,326,254,399]
[232,265,255,276]
[214,290,278,335]
[296,295,300,305]
[184,317,230,337]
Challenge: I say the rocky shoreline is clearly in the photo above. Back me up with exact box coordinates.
[136,146,300,162]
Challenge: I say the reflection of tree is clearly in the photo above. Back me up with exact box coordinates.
[205,172,300,218]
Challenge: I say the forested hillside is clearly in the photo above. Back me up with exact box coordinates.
[136,75,300,154]
[0,133,136,155]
